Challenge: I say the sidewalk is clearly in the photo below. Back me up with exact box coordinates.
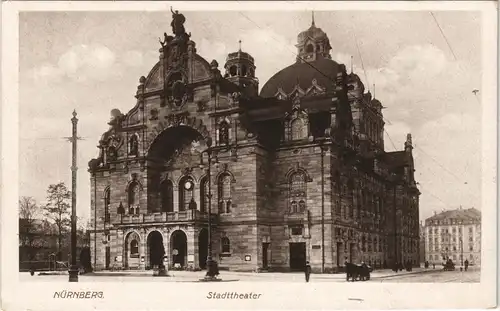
[86,267,434,280]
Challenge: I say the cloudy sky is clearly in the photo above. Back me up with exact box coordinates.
[19,10,482,223]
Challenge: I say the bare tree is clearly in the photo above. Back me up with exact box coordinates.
[19,196,41,260]
[44,182,71,261]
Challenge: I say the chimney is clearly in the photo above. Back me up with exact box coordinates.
[433,211,437,216]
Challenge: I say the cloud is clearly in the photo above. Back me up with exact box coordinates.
[28,45,163,85]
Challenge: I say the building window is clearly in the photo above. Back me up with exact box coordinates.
[291,226,303,236]
[469,246,473,251]
[130,240,139,256]
[129,133,139,156]
[469,227,473,233]
[104,187,110,222]
[290,118,307,140]
[221,237,230,253]
[289,172,306,213]
[453,246,456,251]
[218,120,229,145]
[218,173,232,214]
[179,176,195,212]
[200,177,209,213]
[160,179,174,213]
[128,182,140,215]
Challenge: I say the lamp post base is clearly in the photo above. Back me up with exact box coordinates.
[203,257,221,280]
[68,266,79,282]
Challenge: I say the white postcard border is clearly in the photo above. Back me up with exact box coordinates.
[1,1,497,310]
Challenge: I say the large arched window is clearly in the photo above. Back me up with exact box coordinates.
[104,187,110,222]
[218,174,232,214]
[130,240,139,256]
[218,121,229,145]
[221,237,230,253]
[128,182,140,215]
[200,177,209,213]
[290,118,307,140]
[129,133,139,156]
[289,172,306,213]
[179,176,195,212]
[160,180,174,213]
[348,186,354,219]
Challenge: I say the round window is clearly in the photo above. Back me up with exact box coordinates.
[184,180,193,190]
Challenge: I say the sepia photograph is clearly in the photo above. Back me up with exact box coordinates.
[1,1,497,310]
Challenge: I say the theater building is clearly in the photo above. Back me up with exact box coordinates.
[88,12,420,272]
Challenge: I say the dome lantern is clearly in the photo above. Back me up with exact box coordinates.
[295,12,332,63]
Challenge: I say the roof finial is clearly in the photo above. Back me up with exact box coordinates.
[238,40,242,51]
[311,11,315,26]
[350,56,353,74]
[373,84,376,99]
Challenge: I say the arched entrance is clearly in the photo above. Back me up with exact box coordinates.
[124,231,141,269]
[198,228,208,269]
[147,231,165,269]
[171,230,187,268]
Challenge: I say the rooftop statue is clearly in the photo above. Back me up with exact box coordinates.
[171,7,186,37]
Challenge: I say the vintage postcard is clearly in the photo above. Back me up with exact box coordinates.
[1,1,497,310]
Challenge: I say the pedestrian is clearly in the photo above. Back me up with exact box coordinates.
[304,261,311,282]
[464,259,469,271]
[433,263,435,269]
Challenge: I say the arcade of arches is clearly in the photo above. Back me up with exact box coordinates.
[88,11,420,273]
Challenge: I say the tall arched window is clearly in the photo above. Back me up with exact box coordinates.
[160,180,174,213]
[289,172,306,213]
[335,183,342,216]
[129,134,139,156]
[130,240,139,256]
[179,176,194,212]
[290,118,307,140]
[218,174,232,214]
[104,188,110,222]
[128,182,140,215]
[349,186,354,218]
[219,121,229,145]
[200,177,209,213]
[221,237,230,253]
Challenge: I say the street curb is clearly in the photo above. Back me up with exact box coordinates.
[376,269,436,279]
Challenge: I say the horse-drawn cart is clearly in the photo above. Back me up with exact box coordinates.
[345,263,372,281]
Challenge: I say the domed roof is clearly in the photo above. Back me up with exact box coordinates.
[260,58,343,98]
[297,24,329,43]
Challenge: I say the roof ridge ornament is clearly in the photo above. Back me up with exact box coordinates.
[311,11,315,27]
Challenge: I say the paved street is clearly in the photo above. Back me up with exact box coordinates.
[20,267,479,283]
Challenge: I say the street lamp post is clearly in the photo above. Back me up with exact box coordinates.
[68,110,79,282]
[459,237,464,267]
[198,137,220,281]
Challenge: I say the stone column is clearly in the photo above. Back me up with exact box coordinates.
[187,227,195,270]
[139,230,146,270]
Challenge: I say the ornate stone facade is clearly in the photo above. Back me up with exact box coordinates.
[88,13,420,273]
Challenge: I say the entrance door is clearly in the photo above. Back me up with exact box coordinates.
[262,243,270,269]
[289,242,306,271]
[171,230,187,267]
[349,243,355,263]
[198,229,208,269]
[147,231,165,269]
[337,242,342,266]
[105,246,110,269]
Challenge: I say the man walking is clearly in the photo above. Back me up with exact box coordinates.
[304,261,311,282]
